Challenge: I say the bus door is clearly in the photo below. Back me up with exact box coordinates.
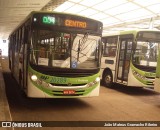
[116,35,133,84]
[21,27,29,90]
[24,27,30,90]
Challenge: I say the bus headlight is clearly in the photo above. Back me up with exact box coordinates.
[31,75,38,82]
[95,77,100,82]
[87,77,100,87]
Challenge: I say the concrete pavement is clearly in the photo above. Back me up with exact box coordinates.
[0,57,12,130]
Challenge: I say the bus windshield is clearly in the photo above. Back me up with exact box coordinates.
[132,40,160,68]
[30,30,101,69]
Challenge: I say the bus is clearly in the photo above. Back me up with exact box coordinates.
[101,29,160,88]
[155,50,160,93]
[8,11,103,98]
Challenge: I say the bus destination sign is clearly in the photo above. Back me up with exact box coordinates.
[42,16,55,25]
[41,15,98,31]
[64,19,87,28]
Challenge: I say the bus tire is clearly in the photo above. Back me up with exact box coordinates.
[103,70,113,87]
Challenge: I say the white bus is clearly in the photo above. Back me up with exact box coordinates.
[155,49,160,92]
[8,11,103,98]
[101,29,160,88]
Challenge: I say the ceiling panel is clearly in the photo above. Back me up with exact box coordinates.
[101,17,121,26]
[51,0,160,35]
[54,1,75,12]
[133,0,160,7]
[90,12,109,20]
[1,0,160,39]
[0,0,51,39]
[92,0,127,11]
[64,4,87,14]
[78,8,97,16]
[147,4,160,14]
[116,9,153,21]
[106,2,140,15]
[79,0,104,7]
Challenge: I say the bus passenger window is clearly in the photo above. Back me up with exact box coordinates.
[103,37,117,57]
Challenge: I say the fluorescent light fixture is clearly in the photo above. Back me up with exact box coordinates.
[92,0,127,11]
[79,0,105,7]
[101,17,120,26]
[127,24,149,29]
[65,4,87,14]
[69,0,82,3]
[54,1,75,12]
[116,9,153,21]
[106,2,140,15]
[134,0,160,6]
[78,8,98,17]
[147,4,160,14]
[90,12,108,20]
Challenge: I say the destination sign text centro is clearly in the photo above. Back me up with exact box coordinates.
[65,19,87,28]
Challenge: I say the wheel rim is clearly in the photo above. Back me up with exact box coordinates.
[105,74,111,84]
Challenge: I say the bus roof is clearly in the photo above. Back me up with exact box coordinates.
[103,29,160,37]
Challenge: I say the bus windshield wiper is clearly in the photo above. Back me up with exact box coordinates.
[77,33,89,61]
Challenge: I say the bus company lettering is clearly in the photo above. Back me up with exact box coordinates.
[65,19,87,28]
[40,75,49,80]
[77,79,88,82]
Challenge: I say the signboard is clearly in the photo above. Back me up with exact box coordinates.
[64,19,87,28]
[39,14,99,31]
[42,16,55,25]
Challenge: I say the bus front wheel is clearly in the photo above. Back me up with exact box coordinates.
[103,71,113,87]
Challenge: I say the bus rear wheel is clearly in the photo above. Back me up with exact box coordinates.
[103,71,113,87]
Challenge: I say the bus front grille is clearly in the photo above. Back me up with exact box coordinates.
[53,94,83,96]
[50,83,87,86]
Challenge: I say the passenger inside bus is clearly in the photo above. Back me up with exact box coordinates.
[39,47,46,58]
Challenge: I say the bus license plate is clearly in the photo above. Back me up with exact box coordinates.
[63,90,75,94]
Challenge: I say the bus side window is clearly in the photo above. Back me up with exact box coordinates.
[103,37,117,57]
[24,27,29,43]
[15,32,19,53]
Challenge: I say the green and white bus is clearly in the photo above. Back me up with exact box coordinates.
[101,29,160,88]
[155,50,160,92]
[8,11,103,98]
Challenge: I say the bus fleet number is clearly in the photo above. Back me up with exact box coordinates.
[51,77,67,84]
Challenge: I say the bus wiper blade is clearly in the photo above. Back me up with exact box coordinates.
[77,33,89,61]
